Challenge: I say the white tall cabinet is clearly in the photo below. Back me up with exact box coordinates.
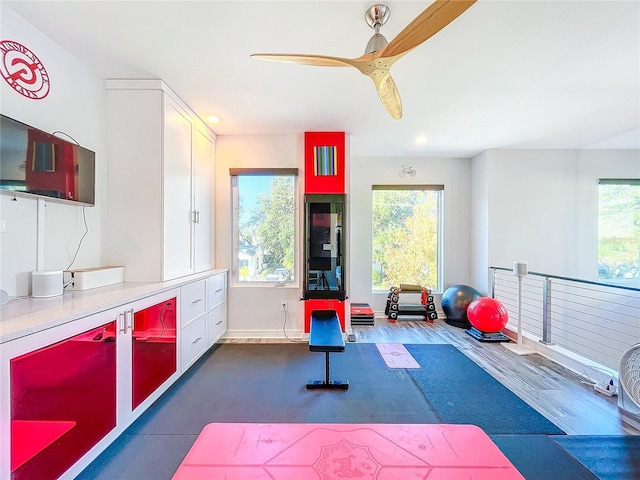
[105,79,215,282]
[192,123,216,273]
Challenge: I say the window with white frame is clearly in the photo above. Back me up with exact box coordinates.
[371,185,443,292]
[598,179,639,284]
[231,169,297,284]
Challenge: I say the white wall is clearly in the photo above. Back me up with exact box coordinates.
[471,149,640,294]
[215,139,474,331]
[574,150,640,280]
[0,6,107,297]
[470,151,490,292]
[349,156,472,314]
[215,134,306,338]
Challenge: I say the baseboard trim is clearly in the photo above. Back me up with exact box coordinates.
[224,329,306,340]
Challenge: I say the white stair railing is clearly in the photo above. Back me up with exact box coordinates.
[490,267,640,372]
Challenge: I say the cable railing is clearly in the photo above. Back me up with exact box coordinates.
[490,267,640,372]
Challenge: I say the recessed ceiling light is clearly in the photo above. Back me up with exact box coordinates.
[415,135,428,145]
[207,115,222,123]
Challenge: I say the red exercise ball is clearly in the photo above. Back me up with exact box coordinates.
[467,297,509,333]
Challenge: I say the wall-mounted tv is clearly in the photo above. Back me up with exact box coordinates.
[0,114,96,205]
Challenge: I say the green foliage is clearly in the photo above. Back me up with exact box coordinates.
[598,183,639,279]
[372,190,440,290]
[254,177,295,271]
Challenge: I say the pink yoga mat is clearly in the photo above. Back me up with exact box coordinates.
[173,423,525,479]
[375,343,420,368]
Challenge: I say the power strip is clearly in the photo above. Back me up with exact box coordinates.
[594,380,618,397]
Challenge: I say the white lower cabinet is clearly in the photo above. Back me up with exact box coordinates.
[208,273,226,310]
[207,271,228,346]
[180,280,207,327]
[207,303,228,347]
[180,271,228,371]
[1,270,227,479]
[181,316,208,371]
[1,288,181,480]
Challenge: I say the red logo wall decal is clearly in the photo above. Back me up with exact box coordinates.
[0,40,50,100]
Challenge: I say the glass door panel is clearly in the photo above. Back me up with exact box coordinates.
[10,322,117,480]
[132,298,177,409]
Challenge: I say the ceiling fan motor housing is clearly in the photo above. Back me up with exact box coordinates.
[365,34,388,54]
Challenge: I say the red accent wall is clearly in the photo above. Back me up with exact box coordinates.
[303,131,347,333]
[304,132,345,194]
[305,299,346,332]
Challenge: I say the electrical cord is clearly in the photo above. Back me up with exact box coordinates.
[282,304,305,343]
[554,361,616,388]
[65,206,89,273]
[147,302,169,341]
[53,129,87,278]
[52,130,80,145]
[581,364,617,384]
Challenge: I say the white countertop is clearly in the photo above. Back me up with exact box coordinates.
[0,269,227,344]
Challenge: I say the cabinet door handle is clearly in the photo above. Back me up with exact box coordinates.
[215,288,223,293]
[125,309,134,332]
[196,210,200,224]
[191,210,197,223]
[119,312,127,333]
[215,320,223,326]
[192,298,203,305]
[192,336,202,345]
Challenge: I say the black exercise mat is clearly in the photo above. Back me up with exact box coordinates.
[128,343,439,435]
[80,343,578,479]
[491,435,598,479]
[405,343,565,435]
[552,435,640,480]
[77,433,197,480]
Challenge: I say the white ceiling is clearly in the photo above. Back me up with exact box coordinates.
[6,0,640,158]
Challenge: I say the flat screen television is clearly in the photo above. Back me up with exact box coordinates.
[0,114,96,205]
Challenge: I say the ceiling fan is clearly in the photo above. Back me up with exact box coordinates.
[251,0,477,120]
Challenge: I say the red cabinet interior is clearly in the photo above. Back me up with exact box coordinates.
[132,298,177,409]
[10,322,117,480]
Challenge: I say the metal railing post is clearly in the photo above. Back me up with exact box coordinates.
[490,267,496,298]
[540,277,554,345]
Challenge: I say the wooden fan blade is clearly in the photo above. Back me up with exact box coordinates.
[250,53,354,68]
[381,0,476,59]
[369,70,402,119]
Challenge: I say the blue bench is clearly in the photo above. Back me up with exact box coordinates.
[307,310,349,390]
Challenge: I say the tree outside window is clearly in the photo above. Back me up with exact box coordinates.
[233,173,296,283]
[372,187,443,292]
[598,180,639,284]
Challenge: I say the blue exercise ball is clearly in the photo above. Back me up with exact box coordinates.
[441,285,481,328]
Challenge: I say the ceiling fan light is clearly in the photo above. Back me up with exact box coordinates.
[365,33,388,54]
